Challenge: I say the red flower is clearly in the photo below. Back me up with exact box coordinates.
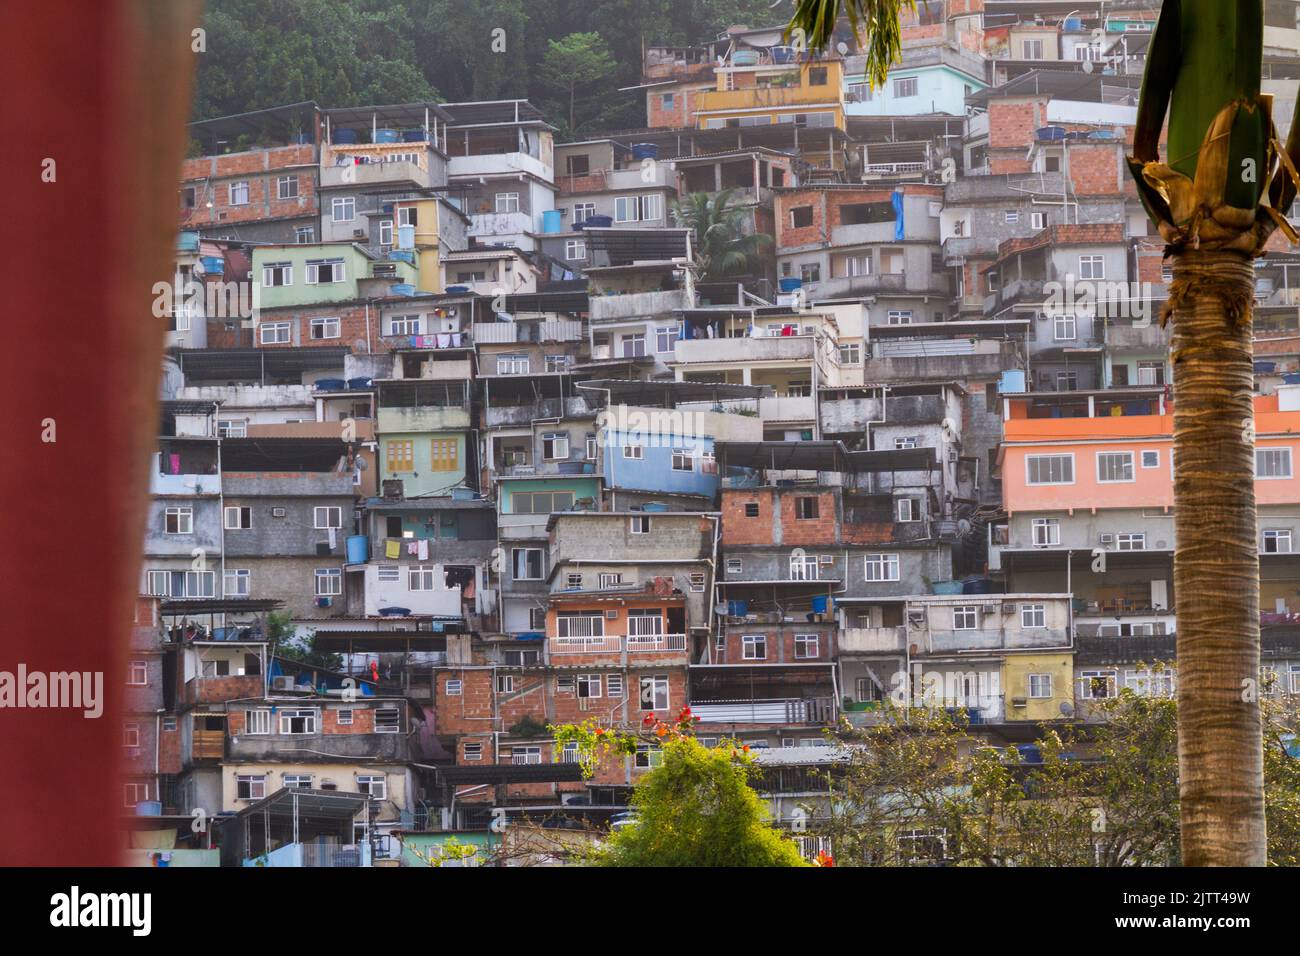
[816,851,835,867]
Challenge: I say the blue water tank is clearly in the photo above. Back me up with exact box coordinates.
[200,255,224,275]
[541,209,563,234]
[631,143,659,161]
[374,128,400,144]
[177,231,200,252]
[771,45,795,64]
[401,128,426,142]
[732,49,759,66]
[585,214,613,228]
[392,283,416,296]
[962,576,993,594]
[778,277,803,293]
[346,535,369,564]
[446,284,470,293]
[135,801,163,817]
[811,595,830,614]
[332,128,359,144]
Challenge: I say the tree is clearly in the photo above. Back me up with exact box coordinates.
[671,189,773,280]
[537,32,617,136]
[1124,0,1300,867]
[552,712,810,866]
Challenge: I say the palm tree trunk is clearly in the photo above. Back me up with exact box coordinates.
[1168,248,1267,866]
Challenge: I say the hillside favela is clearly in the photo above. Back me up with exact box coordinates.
[123,0,1300,869]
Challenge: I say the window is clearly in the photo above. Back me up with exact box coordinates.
[742,635,767,660]
[336,709,354,726]
[839,343,861,365]
[1079,670,1116,700]
[565,239,587,260]
[512,548,544,580]
[357,775,387,800]
[656,325,680,353]
[795,497,820,520]
[577,674,602,699]
[790,552,818,581]
[445,679,463,696]
[282,775,313,790]
[164,507,193,534]
[236,775,267,800]
[800,262,821,283]
[541,433,569,461]
[224,568,251,597]
[295,225,315,243]
[726,558,743,574]
[1097,451,1135,483]
[634,744,664,769]
[260,321,291,345]
[671,448,695,472]
[866,553,901,582]
[463,742,482,760]
[305,258,346,284]
[229,181,249,205]
[262,261,292,286]
[639,675,669,711]
[1115,533,1146,551]
[886,309,913,325]
[615,194,662,222]
[277,175,298,200]
[628,514,653,536]
[599,572,622,589]
[127,661,148,686]
[1026,454,1074,485]
[607,674,625,698]
[315,568,342,596]
[893,436,919,450]
[310,316,340,340]
[331,196,355,222]
[794,634,819,659]
[508,746,540,767]
[1141,450,1160,469]
[573,202,596,223]
[894,76,918,97]
[621,333,646,357]
[380,440,416,477]
[122,723,140,748]
[585,437,598,461]
[1031,211,1048,229]
[622,443,644,461]
[430,438,459,472]
[1264,529,1294,554]
[314,506,343,529]
[808,66,828,85]
[1022,38,1044,58]
[1031,518,1060,546]
[1079,255,1105,280]
[1052,313,1076,341]
[1136,361,1165,386]
[1257,447,1293,479]
[495,674,517,695]
[953,605,978,630]
[241,709,271,735]
[378,219,393,246]
[790,206,814,228]
[217,419,247,438]
[374,707,401,733]
[743,502,760,518]
[279,709,317,734]
[660,92,675,109]
[224,506,252,530]
[497,353,530,375]
[1021,604,1046,628]
[495,192,520,214]
[1004,210,1019,224]
[408,566,438,591]
[895,497,921,522]
[1028,674,1053,698]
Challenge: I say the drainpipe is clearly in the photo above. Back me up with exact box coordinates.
[705,514,721,663]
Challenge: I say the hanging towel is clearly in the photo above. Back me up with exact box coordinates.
[385,539,401,559]
[407,541,418,556]
[418,538,429,561]
[169,453,181,475]
[327,527,337,550]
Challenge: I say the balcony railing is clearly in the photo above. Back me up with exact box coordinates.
[689,697,837,724]
[548,634,688,654]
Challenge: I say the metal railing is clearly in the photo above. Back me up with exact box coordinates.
[548,634,688,654]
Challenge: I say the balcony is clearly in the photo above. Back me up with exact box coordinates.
[673,334,818,366]
[757,395,816,422]
[986,278,1047,315]
[922,627,1071,654]
[473,320,584,344]
[548,634,688,655]
[449,152,552,182]
[229,731,409,762]
[689,697,837,724]
[376,404,472,433]
[191,729,225,761]
[320,160,432,190]
[829,220,906,247]
[589,289,691,322]
[695,84,842,116]
[838,626,907,653]
[247,841,372,868]
[184,675,263,706]
[221,471,354,497]
[151,469,221,496]
[466,211,534,240]
[485,396,593,428]
[1105,322,1170,351]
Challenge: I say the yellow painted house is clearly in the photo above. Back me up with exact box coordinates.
[694,58,846,132]
[1002,652,1076,722]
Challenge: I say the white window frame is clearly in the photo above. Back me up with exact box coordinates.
[229,181,249,205]
[1079,254,1105,280]
[127,661,148,686]
[1263,528,1294,554]
[164,507,193,535]
[1028,673,1053,699]
[953,605,979,630]
[224,505,251,530]
[357,774,387,799]
[1096,451,1135,484]
[260,321,291,345]
[1025,454,1075,486]
[314,506,343,529]
[742,634,767,660]
[630,514,652,535]
[236,774,267,801]
[1141,449,1160,469]
[1020,604,1046,628]
[865,553,901,582]
[794,633,819,659]
[310,316,340,340]
[1257,447,1294,479]
[245,709,272,735]
[331,196,356,222]
[314,568,342,596]
[1031,517,1060,546]
[279,709,318,735]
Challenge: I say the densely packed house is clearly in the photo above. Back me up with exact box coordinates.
[125,0,1300,866]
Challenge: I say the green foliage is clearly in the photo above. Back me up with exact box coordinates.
[508,714,549,738]
[269,614,344,670]
[595,736,809,867]
[786,0,914,87]
[537,33,617,136]
[671,189,773,280]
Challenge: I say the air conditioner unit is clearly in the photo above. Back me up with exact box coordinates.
[1002,602,1018,614]
[1011,697,1028,708]
[353,229,366,238]
[605,610,618,619]
[1099,533,1115,547]
[271,507,287,518]
[272,675,296,691]
[819,555,834,565]
[982,603,999,613]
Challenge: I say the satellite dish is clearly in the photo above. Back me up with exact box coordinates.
[1059,701,1075,716]
[836,41,849,56]
[957,518,972,534]
[1081,59,1094,74]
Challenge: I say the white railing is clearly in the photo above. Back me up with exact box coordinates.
[626,633,687,653]
[548,634,688,654]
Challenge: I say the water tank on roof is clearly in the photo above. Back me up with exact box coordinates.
[732,49,759,66]
[401,128,426,142]
[346,535,369,565]
[541,209,563,234]
[332,128,359,145]
[1036,126,1067,141]
[779,277,803,293]
[631,143,659,161]
[771,45,796,63]
[374,128,400,144]
[1064,17,1083,31]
